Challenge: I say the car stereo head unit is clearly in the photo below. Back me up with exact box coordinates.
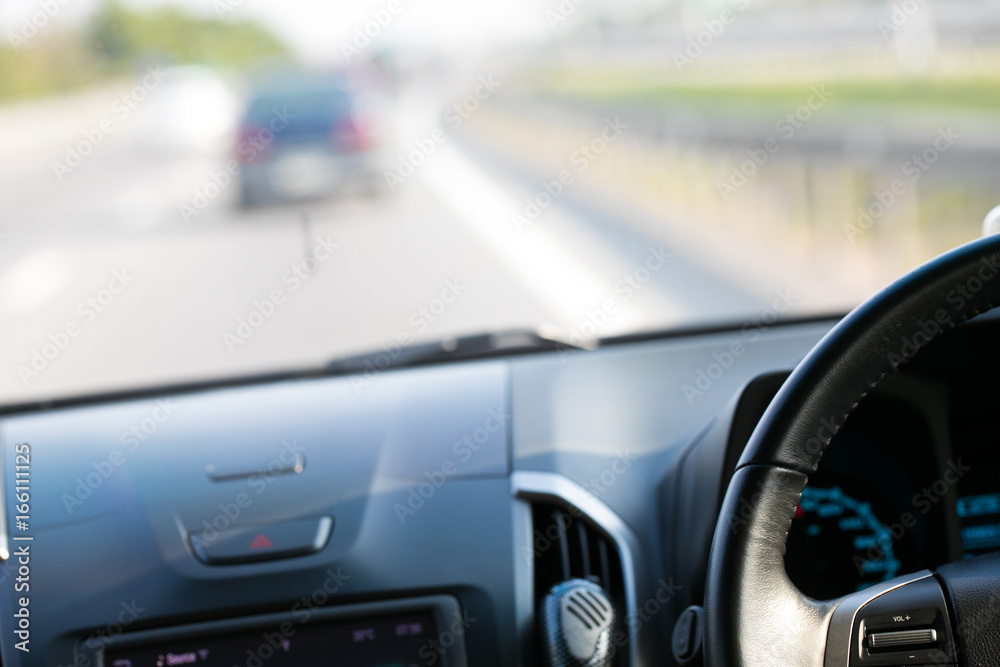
[95,596,467,667]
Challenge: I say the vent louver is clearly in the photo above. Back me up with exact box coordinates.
[530,502,627,666]
[565,586,612,630]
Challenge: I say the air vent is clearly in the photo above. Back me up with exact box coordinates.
[531,502,627,666]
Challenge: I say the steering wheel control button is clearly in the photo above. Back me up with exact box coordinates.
[671,605,703,666]
[866,628,937,651]
[864,607,938,630]
[849,576,956,666]
[189,516,332,565]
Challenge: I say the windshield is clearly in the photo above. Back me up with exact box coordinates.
[1,0,991,402]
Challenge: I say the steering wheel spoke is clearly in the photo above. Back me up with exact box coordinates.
[825,571,956,667]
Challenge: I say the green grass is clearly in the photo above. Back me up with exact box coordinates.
[529,69,1000,114]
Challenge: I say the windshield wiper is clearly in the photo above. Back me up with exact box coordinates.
[325,328,591,373]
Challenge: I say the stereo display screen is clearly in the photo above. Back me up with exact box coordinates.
[104,610,438,667]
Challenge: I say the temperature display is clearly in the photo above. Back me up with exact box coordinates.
[105,610,436,667]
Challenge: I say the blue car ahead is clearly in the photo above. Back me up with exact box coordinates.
[236,73,388,207]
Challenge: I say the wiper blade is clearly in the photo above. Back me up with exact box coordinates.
[325,328,591,373]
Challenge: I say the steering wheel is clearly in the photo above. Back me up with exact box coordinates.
[705,233,1000,667]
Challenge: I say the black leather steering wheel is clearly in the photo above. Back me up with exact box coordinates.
[705,233,1000,667]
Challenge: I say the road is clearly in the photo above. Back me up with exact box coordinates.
[0,74,774,405]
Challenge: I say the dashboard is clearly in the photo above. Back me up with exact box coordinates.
[2,312,999,666]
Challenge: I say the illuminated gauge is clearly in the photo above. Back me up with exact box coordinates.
[785,485,900,600]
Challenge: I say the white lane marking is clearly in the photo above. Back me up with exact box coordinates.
[419,142,685,334]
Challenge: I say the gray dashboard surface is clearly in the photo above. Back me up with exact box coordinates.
[511,321,834,523]
[0,319,836,667]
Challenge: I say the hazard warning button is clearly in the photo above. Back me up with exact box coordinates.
[189,516,332,565]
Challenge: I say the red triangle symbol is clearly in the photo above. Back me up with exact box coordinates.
[249,534,274,550]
